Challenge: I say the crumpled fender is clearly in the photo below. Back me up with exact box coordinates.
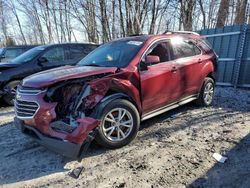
[84,73,142,114]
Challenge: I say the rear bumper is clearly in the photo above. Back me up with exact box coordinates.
[14,117,83,158]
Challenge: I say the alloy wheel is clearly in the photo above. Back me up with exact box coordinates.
[203,82,214,105]
[102,108,133,142]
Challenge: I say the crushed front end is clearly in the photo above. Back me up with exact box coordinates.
[14,83,101,159]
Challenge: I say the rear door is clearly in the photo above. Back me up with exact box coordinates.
[171,39,203,96]
[139,40,182,114]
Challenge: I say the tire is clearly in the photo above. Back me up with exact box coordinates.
[95,99,140,149]
[3,80,20,106]
[196,77,215,106]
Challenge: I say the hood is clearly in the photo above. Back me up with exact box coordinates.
[22,65,117,88]
[0,62,19,71]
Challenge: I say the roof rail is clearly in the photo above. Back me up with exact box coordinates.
[164,30,200,36]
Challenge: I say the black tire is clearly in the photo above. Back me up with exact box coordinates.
[95,99,140,149]
[3,80,20,106]
[196,77,215,106]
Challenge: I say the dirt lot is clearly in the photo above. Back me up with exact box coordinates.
[0,86,249,188]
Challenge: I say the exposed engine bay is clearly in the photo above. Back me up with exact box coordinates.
[44,74,110,134]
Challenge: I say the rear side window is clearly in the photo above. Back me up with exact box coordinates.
[42,47,65,62]
[197,39,212,53]
[172,40,201,59]
[70,45,96,60]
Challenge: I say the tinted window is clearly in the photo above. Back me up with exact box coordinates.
[197,39,212,53]
[147,41,171,63]
[42,47,65,61]
[10,47,44,64]
[77,40,144,68]
[4,49,23,59]
[172,40,201,59]
[70,45,94,60]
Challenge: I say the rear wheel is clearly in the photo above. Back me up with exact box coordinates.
[3,80,20,106]
[196,77,215,106]
[95,99,140,149]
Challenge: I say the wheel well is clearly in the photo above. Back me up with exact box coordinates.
[206,72,216,82]
[104,90,139,112]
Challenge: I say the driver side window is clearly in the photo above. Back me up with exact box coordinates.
[42,47,65,62]
[147,41,171,64]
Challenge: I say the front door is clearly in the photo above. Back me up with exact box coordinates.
[39,47,67,70]
[139,40,182,115]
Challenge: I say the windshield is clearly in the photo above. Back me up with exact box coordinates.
[0,48,3,55]
[77,40,144,68]
[10,47,44,64]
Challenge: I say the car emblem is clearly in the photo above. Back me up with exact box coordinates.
[16,94,21,100]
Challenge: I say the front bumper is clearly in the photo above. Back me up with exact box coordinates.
[14,117,98,158]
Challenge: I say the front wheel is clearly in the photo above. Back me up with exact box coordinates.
[196,77,215,106]
[3,80,20,106]
[95,99,140,149]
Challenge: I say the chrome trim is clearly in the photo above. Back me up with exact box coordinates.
[15,105,37,112]
[15,109,34,116]
[165,31,200,36]
[141,95,198,121]
[17,87,47,95]
[14,99,40,120]
[15,102,38,108]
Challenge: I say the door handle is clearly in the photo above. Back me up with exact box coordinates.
[198,58,202,63]
[171,66,177,73]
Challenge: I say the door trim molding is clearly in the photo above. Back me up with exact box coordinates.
[141,94,198,121]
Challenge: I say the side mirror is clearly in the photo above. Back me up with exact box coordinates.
[38,57,48,65]
[145,55,160,65]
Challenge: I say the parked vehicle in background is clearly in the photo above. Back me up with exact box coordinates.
[0,43,98,105]
[0,45,38,63]
[14,32,217,158]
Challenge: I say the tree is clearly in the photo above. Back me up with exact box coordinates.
[7,0,27,44]
[0,0,8,44]
[234,0,248,25]
[180,0,196,31]
[216,0,230,28]
[5,36,15,46]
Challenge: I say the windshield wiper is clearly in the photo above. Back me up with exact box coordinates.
[79,64,101,67]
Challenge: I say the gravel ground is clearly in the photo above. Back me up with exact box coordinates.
[0,86,249,188]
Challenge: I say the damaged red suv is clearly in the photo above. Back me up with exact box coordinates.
[14,32,217,158]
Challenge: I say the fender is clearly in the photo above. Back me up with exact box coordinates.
[198,61,215,90]
[91,93,131,119]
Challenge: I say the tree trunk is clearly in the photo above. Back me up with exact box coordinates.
[0,0,8,44]
[149,0,156,34]
[234,0,248,25]
[198,0,206,29]
[118,0,125,37]
[216,0,230,28]
[51,0,60,43]
[180,0,196,31]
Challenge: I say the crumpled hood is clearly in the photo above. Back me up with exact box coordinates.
[22,65,117,88]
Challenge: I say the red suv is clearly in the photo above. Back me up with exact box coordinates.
[14,32,217,158]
